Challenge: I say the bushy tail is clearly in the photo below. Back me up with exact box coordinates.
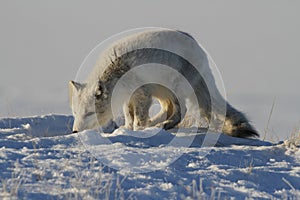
[222,103,259,138]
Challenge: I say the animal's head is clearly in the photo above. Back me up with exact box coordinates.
[68,80,112,132]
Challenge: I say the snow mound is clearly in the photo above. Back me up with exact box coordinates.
[0,114,299,199]
[0,114,73,137]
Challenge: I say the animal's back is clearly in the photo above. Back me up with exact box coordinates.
[87,28,222,105]
[87,28,213,86]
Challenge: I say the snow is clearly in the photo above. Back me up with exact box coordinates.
[0,114,299,199]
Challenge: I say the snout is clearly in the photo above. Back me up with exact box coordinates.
[72,123,81,133]
[72,117,99,133]
[72,115,99,133]
[72,118,84,133]
[72,123,78,133]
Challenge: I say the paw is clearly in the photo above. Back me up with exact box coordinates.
[154,120,174,130]
[154,122,164,128]
[119,124,133,130]
[133,125,146,131]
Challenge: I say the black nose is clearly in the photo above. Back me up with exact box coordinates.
[72,130,78,133]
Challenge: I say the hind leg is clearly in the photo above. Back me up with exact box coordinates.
[164,99,187,129]
[148,100,168,127]
[154,98,186,130]
[147,84,186,129]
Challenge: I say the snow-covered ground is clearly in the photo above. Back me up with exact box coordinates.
[0,114,299,199]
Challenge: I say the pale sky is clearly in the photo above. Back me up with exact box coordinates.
[0,1,299,141]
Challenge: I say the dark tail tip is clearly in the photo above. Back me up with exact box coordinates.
[72,130,78,133]
[235,128,259,138]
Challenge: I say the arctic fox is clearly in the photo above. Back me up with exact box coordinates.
[69,28,258,138]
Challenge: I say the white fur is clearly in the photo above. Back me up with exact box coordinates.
[69,28,258,138]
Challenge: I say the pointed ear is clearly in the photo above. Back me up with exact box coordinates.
[69,80,83,91]
[69,81,83,106]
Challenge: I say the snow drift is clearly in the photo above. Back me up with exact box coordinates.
[0,114,299,199]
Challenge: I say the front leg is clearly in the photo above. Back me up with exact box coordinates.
[122,102,134,129]
[132,98,152,131]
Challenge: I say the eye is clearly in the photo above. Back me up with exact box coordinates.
[85,112,95,117]
[95,83,104,99]
[95,91,102,99]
